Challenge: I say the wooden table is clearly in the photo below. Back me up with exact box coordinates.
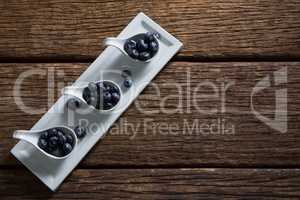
[1,0,300,199]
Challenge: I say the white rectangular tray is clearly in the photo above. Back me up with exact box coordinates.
[11,12,182,191]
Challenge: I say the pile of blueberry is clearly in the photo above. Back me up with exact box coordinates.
[124,32,160,61]
[82,81,121,110]
[38,128,75,157]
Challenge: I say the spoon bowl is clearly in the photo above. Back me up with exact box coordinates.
[13,126,77,160]
[103,32,160,63]
[62,80,122,113]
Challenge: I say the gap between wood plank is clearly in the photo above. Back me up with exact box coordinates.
[0,55,300,63]
[2,164,300,170]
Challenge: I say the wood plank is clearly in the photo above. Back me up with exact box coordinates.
[0,0,300,60]
[0,62,300,167]
[0,168,300,198]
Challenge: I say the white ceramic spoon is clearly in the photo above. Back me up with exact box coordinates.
[13,126,78,160]
[103,33,159,63]
[62,80,122,113]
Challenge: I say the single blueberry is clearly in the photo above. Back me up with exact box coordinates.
[46,145,55,154]
[123,79,133,88]
[67,98,81,110]
[57,131,67,145]
[153,32,160,39]
[126,40,136,48]
[111,92,120,103]
[145,32,156,42]
[136,39,149,52]
[49,136,59,149]
[109,84,119,93]
[124,43,131,53]
[66,134,74,144]
[40,132,49,140]
[38,138,48,150]
[48,128,58,137]
[126,46,139,59]
[104,84,111,92]
[74,126,87,139]
[131,49,140,59]
[149,41,159,53]
[63,143,73,155]
[138,52,151,61]
[103,92,112,102]
[104,102,113,110]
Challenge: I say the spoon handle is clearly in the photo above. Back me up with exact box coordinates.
[103,37,125,51]
[13,130,35,144]
[62,86,76,95]
[62,86,86,103]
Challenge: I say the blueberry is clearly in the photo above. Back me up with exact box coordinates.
[138,51,151,61]
[109,85,119,93]
[104,83,111,92]
[123,79,132,88]
[126,47,140,59]
[48,128,58,137]
[149,41,159,53]
[111,92,120,103]
[57,131,67,145]
[67,98,81,110]
[131,49,140,59]
[88,82,98,92]
[49,136,59,149]
[74,126,87,139]
[126,40,136,49]
[38,138,48,150]
[103,92,111,102]
[153,32,160,39]
[104,102,113,110]
[66,134,74,144]
[40,131,49,140]
[145,32,156,42]
[62,143,73,155]
[83,87,91,101]
[46,146,55,154]
[137,39,149,52]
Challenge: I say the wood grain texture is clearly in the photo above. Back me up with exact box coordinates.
[0,168,300,199]
[0,0,300,60]
[0,62,299,167]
